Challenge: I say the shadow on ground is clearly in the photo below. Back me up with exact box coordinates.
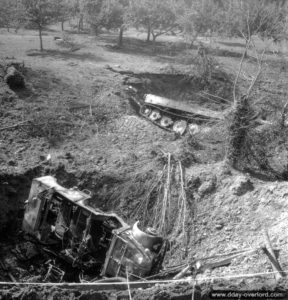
[218,41,246,48]
[99,34,189,57]
[100,34,246,63]
[26,49,106,62]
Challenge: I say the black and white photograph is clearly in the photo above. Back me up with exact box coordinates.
[1,0,288,299]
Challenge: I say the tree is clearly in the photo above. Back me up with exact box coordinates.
[225,25,265,169]
[175,1,287,49]
[21,0,58,51]
[217,1,287,42]
[0,0,20,32]
[82,0,104,35]
[176,0,209,47]
[55,0,73,31]
[83,0,130,47]
[101,0,130,47]
[130,0,179,45]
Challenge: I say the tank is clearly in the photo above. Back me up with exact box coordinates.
[128,90,224,135]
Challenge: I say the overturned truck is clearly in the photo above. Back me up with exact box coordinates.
[22,176,167,282]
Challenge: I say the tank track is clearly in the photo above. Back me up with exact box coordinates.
[139,104,194,134]
[129,95,206,135]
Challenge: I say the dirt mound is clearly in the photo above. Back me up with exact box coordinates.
[183,163,288,279]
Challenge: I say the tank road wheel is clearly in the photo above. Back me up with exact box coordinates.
[149,110,162,122]
[173,120,187,135]
[189,123,200,135]
[160,116,173,128]
[140,105,152,117]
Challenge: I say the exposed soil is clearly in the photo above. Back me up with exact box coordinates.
[1,27,288,298]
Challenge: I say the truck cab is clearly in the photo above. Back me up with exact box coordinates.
[22,176,166,281]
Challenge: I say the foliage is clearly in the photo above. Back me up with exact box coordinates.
[21,0,59,50]
[217,1,287,41]
[83,0,128,30]
[99,1,122,29]
[130,0,179,43]
[225,95,254,168]
[233,114,288,180]
[0,0,24,31]
[83,0,129,45]
[21,0,57,27]
[54,0,74,29]
[176,0,287,46]
[82,0,103,33]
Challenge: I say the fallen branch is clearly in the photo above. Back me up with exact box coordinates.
[263,229,285,281]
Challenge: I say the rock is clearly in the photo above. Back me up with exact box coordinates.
[198,176,217,197]
[215,223,224,230]
[225,226,232,231]
[230,175,254,196]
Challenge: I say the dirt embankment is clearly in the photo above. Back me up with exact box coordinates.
[0,167,43,235]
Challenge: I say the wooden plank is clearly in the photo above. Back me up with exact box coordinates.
[263,229,285,281]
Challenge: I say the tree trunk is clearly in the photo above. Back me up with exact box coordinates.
[225,95,251,168]
[152,33,157,52]
[39,27,43,52]
[146,24,151,42]
[61,21,64,31]
[91,24,99,36]
[78,15,83,33]
[118,25,125,48]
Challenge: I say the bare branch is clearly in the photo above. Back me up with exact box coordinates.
[233,39,251,103]
[246,40,266,97]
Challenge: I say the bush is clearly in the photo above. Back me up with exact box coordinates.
[232,114,288,179]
